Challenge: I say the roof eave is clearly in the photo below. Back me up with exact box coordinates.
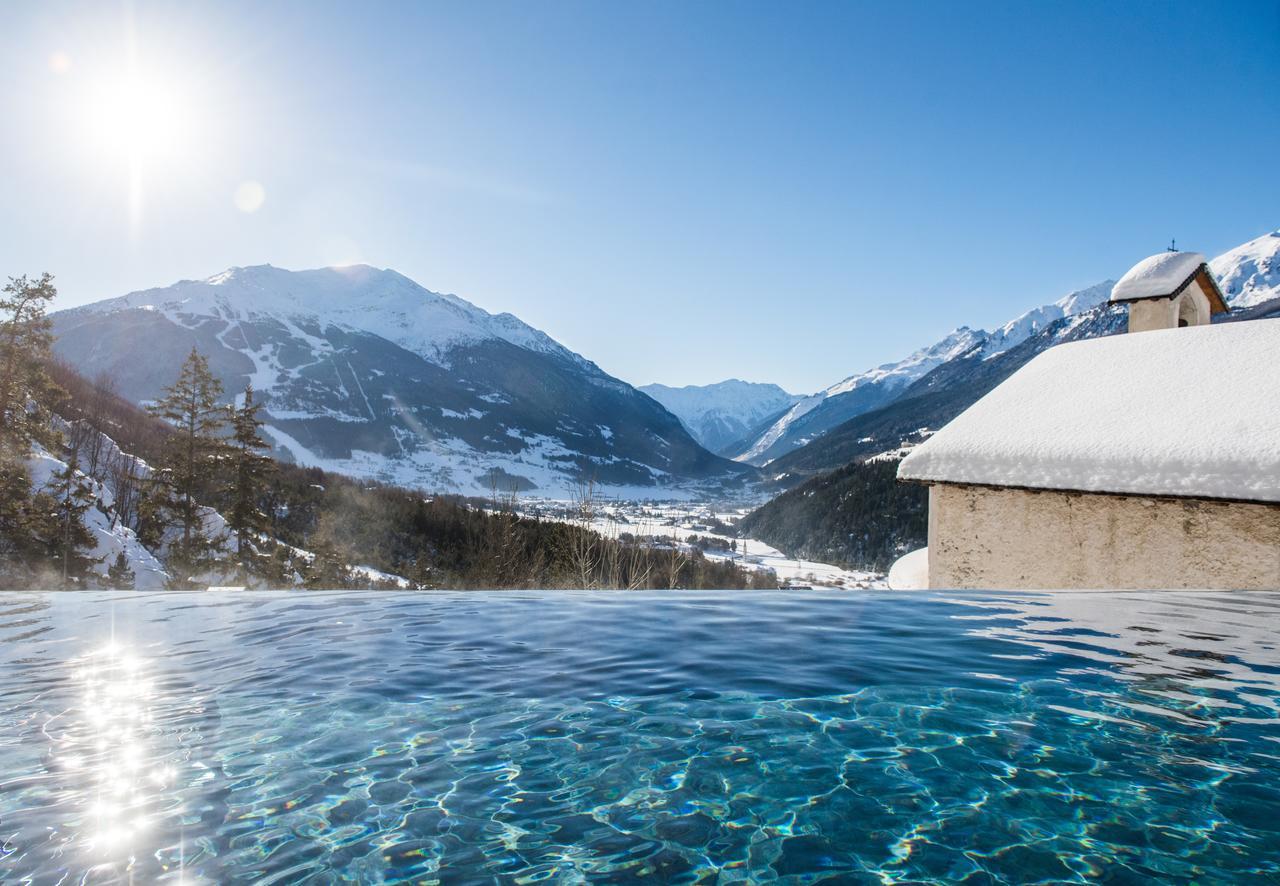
[902,476,1275,507]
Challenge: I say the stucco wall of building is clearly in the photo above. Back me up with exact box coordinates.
[926,483,1280,590]
[1127,280,1212,333]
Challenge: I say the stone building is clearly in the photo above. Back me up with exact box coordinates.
[891,251,1279,590]
[1107,249,1230,332]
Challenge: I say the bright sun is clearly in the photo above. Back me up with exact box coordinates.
[87,70,190,164]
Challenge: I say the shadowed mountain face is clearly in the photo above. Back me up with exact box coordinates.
[51,265,753,496]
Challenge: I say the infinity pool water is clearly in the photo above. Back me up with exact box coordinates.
[1,591,1278,883]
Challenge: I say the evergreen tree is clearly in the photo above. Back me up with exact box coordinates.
[0,464,57,587]
[148,349,227,585]
[0,273,61,451]
[47,449,98,587]
[0,273,66,586]
[226,384,273,574]
[106,551,136,590]
[260,542,297,588]
[303,540,354,589]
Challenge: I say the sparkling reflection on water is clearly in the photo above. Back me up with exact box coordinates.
[0,591,1278,883]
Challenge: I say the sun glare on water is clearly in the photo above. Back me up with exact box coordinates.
[44,642,194,876]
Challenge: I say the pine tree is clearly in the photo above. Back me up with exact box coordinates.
[226,384,273,574]
[0,273,61,451]
[260,542,297,588]
[0,462,55,587]
[106,551,136,590]
[148,349,227,585]
[303,540,354,589]
[0,273,66,587]
[47,449,99,587]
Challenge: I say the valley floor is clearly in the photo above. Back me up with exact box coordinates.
[514,499,887,589]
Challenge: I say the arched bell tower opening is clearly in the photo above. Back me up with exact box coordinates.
[1177,293,1199,327]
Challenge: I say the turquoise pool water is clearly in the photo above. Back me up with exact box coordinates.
[0,591,1278,883]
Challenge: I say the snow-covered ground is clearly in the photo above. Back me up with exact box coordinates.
[26,444,169,589]
[514,499,886,589]
[263,422,709,501]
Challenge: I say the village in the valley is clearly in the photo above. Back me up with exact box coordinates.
[512,498,886,589]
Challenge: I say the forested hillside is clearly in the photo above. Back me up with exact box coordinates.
[737,459,926,572]
[2,274,775,591]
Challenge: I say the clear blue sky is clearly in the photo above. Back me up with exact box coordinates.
[1,1,1277,392]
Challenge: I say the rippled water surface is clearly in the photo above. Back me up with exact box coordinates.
[1,591,1279,884]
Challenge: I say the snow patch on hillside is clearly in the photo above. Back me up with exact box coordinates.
[263,423,699,501]
[26,446,169,589]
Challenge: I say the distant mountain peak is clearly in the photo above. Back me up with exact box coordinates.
[734,225,1279,474]
[640,379,802,455]
[72,263,595,374]
[1211,230,1280,309]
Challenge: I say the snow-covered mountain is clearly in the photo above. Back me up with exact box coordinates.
[734,280,1115,466]
[639,379,802,455]
[1211,230,1280,308]
[758,226,1280,480]
[52,265,751,497]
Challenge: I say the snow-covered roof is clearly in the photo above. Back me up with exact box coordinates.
[1109,251,1206,302]
[898,319,1280,502]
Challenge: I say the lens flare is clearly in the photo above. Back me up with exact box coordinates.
[234,180,266,213]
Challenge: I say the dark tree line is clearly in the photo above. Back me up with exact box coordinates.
[737,458,927,572]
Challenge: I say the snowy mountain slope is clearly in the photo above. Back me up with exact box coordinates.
[52,265,751,497]
[735,280,1114,467]
[765,301,1130,479]
[1211,230,1280,309]
[764,225,1280,481]
[639,379,802,455]
[980,280,1114,354]
[79,264,600,375]
[26,444,169,589]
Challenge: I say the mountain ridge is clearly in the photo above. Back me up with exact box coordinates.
[734,279,1116,467]
[52,264,752,498]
